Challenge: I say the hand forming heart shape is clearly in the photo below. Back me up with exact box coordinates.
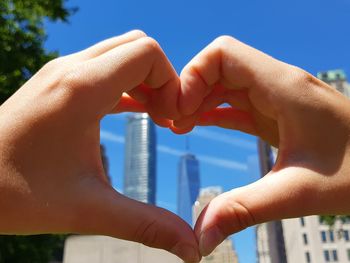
[0,30,350,262]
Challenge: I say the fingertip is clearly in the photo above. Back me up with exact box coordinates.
[153,117,172,128]
[147,109,172,128]
[170,124,195,135]
[150,79,182,120]
[199,225,225,257]
[171,243,202,263]
[180,68,210,116]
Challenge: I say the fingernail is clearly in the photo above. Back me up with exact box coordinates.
[199,226,225,256]
[171,243,201,263]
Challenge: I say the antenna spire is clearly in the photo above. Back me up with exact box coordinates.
[185,136,190,152]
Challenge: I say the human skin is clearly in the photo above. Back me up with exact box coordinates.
[0,30,201,263]
[174,36,350,256]
[2,30,350,261]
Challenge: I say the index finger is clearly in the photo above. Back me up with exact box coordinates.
[179,36,287,116]
[62,37,181,121]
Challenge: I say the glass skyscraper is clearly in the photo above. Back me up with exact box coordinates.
[123,113,156,204]
[177,153,200,226]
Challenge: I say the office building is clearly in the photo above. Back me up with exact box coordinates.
[193,187,239,263]
[177,152,200,225]
[318,69,350,97]
[123,113,156,204]
[256,140,287,263]
[63,235,181,263]
[100,144,111,183]
[256,70,350,263]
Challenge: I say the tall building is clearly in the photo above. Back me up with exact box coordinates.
[256,140,287,263]
[177,152,200,225]
[193,187,239,263]
[123,113,156,204]
[100,144,111,183]
[256,70,350,263]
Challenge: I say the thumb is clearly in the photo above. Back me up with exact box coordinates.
[76,185,201,263]
[194,167,319,256]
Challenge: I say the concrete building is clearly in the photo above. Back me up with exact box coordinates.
[256,140,287,263]
[317,69,350,97]
[177,152,200,226]
[123,113,157,204]
[193,187,239,263]
[282,216,350,263]
[63,235,181,263]
[256,70,350,263]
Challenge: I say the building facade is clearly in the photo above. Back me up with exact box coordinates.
[256,70,350,263]
[317,69,350,96]
[100,144,111,183]
[283,216,350,263]
[123,113,156,204]
[177,153,200,225]
[63,236,182,263]
[256,140,287,263]
[193,187,239,263]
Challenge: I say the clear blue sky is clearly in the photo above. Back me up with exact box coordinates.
[44,1,350,262]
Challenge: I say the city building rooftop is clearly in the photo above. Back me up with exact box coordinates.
[317,69,347,82]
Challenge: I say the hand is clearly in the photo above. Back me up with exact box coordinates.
[175,36,350,256]
[0,30,200,262]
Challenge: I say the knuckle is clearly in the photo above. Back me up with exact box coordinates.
[213,35,237,47]
[139,37,162,53]
[134,218,159,247]
[42,57,66,72]
[291,66,315,85]
[215,194,256,235]
[61,65,84,89]
[129,29,147,38]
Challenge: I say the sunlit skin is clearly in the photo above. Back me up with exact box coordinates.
[173,36,350,256]
[1,31,350,261]
[0,30,200,263]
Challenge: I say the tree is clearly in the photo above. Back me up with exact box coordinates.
[0,0,77,104]
[0,0,76,262]
[320,215,350,226]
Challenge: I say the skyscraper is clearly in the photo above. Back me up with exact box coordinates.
[256,140,287,263]
[177,152,200,225]
[193,187,239,263]
[100,144,111,183]
[123,113,156,204]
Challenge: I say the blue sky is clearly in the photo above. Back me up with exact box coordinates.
[44,0,350,262]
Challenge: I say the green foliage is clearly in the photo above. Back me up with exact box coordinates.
[0,0,75,262]
[0,235,66,262]
[320,215,350,226]
[0,0,77,104]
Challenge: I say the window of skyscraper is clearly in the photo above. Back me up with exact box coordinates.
[300,217,305,227]
[324,250,330,262]
[305,251,311,263]
[303,233,308,245]
[321,231,327,243]
[332,250,338,262]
